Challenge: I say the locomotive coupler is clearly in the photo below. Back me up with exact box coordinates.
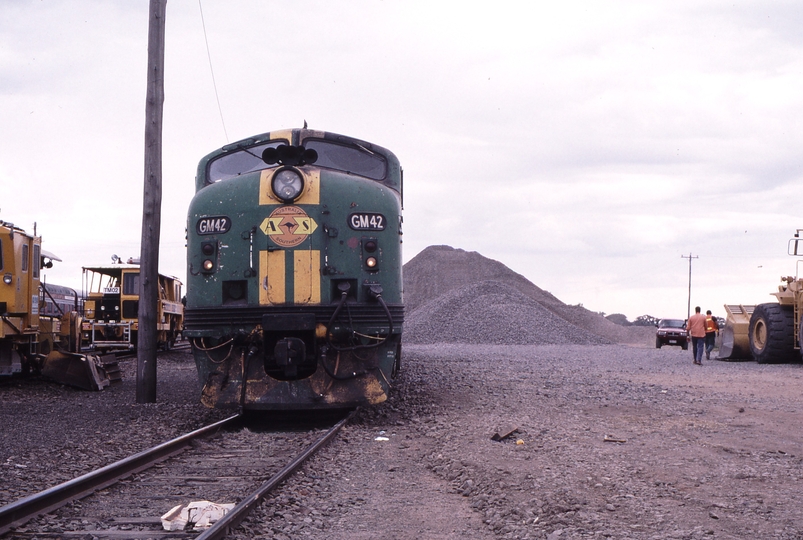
[274,337,305,378]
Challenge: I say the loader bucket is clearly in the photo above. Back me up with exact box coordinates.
[41,351,121,391]
[717,304,755,360]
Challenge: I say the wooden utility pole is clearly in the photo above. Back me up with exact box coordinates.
[137,0,167,403]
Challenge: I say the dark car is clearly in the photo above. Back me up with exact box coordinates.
[655,318,689,350]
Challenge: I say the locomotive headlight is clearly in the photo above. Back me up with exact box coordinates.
[365,256,378,269]
[203,259,215,272]
[2,273,11,285]
[271,168,304,203]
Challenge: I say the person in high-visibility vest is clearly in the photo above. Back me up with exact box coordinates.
[704,310,719,360]
[688,307,707,365]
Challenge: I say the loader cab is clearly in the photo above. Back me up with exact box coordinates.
[82,262,141,351]
[81,259,184,351]
[0,223,40,325]
[0,221,63,375]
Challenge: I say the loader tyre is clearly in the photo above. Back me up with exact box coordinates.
[749,303,795,364]
[799,321,803,361]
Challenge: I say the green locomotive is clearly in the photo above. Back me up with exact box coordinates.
[185,128,404,410]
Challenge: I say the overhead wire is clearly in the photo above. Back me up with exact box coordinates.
[198,0,229,142]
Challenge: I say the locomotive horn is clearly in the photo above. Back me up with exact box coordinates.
[262,144,317,166]
[262,147,279,164]
[302,148,318,164]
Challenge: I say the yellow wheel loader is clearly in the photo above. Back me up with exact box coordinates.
[720,230,803,363]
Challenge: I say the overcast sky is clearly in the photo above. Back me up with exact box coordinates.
[2,0,802,321]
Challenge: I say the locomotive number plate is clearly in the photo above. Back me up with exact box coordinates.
[196,216,231,235]
[349,213,386,231]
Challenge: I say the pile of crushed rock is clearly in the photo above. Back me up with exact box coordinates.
[403,245,652,346]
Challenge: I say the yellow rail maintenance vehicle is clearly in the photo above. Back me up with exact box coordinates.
[82,256,184,352]
[1,220,117,389]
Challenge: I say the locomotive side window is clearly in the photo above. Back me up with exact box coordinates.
[123,273,140,295]
[208,141,285,183]
[304,140,387,180]
[33,245,40,279]
[21,244,28,272]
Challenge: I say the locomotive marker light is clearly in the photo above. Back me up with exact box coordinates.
[201,241,216,273]
[363,238,379,271]
[3,274,11,285]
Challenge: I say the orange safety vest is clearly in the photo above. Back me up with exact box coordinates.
[705,316,717,333]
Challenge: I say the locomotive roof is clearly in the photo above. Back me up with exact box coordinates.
[195,127,402,193]
[41,282,78,295]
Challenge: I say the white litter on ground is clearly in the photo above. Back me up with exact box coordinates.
[161,500,236,531]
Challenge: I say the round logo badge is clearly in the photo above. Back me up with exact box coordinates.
[260,206,318,248]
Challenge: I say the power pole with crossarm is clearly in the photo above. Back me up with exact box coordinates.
[681,253,698,322]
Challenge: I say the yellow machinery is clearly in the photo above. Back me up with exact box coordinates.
[0,219,118,389]
[717,305,755,360]
[82,259,184,351]
[720,230,803,363]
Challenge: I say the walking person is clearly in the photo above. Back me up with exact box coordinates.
[687,306,706,365]
[704,310,719,360]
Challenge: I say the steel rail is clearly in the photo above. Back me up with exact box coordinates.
[196,409,356,540]
[0,414,241,536]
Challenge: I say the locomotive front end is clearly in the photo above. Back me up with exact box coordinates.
[185,129,404,410]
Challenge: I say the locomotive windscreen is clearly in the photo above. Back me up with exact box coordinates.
[303,140,387,180]
[207,139,388,183]
[208,141,283,183]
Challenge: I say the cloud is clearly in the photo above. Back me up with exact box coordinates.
[2,0,802,321]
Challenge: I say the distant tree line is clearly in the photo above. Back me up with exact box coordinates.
[605,313,659,327]
[633,315,658,326]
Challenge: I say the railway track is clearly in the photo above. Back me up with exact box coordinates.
[0,410,353,538]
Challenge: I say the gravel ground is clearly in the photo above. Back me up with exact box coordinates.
[234,343,803,540]
[5,343,803,539]
[0,351,229,507]
[4,245,800,539]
